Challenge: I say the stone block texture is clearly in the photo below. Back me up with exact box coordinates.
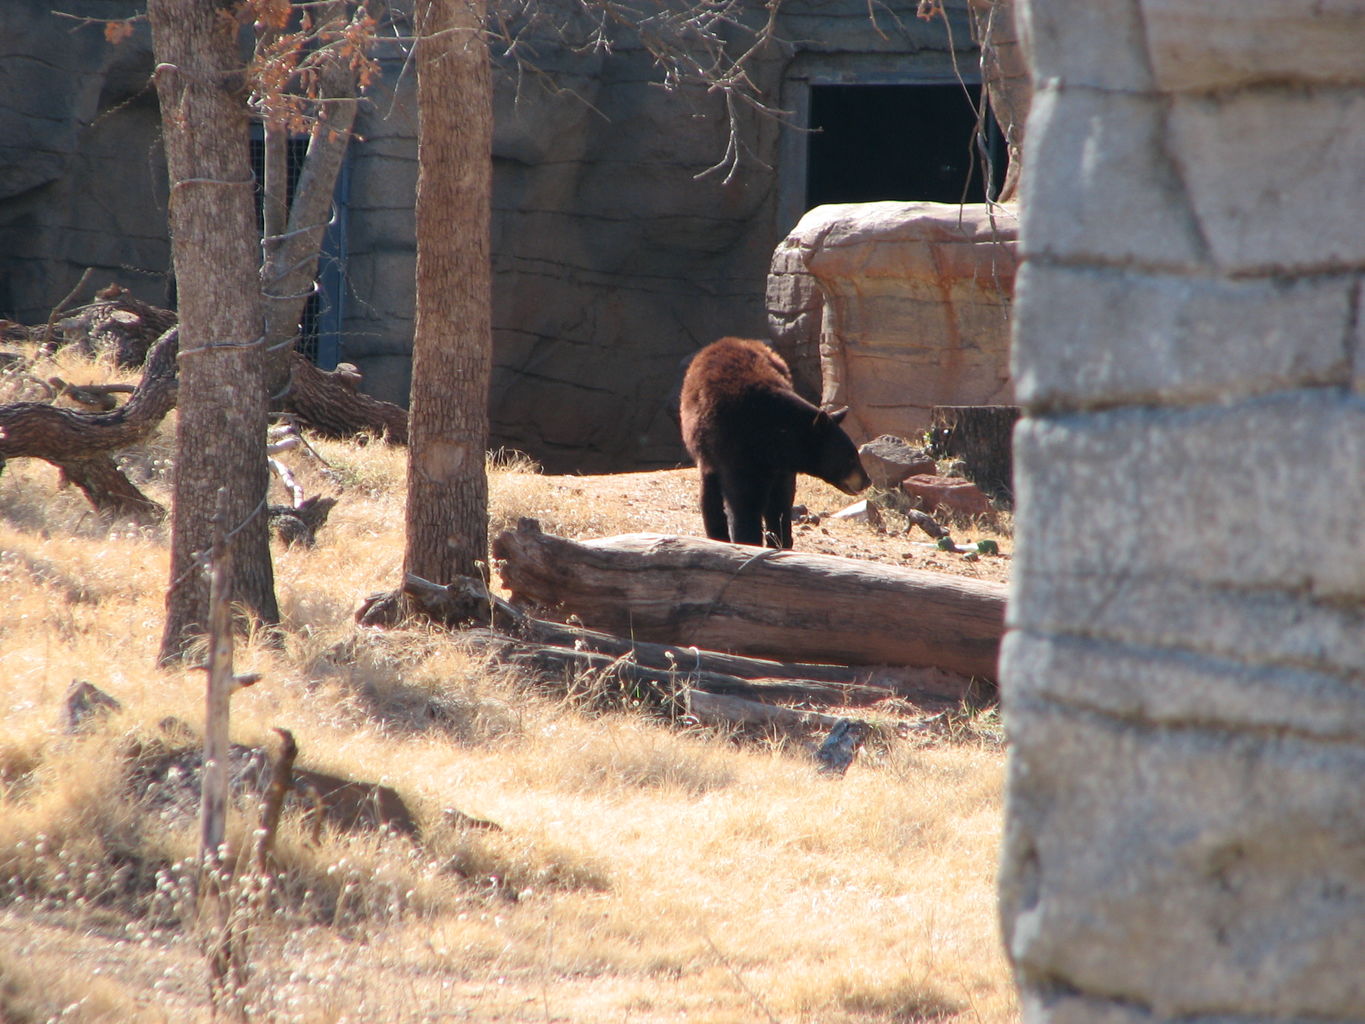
[767,201,1018,446]
[1002,3,1365,1022]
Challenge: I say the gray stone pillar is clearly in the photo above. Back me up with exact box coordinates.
[1000,3,1365,1022]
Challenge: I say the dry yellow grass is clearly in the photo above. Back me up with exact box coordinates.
[0,346,1016,1023]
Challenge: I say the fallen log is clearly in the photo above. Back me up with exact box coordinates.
[365,572,973,706]
[685,690,854,732]
[492,520,1006,680]
[462,628,898,708]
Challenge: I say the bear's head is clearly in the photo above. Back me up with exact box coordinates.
[809,407,870,495]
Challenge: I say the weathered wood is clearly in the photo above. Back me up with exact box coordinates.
[253,727,297,875]
[0,326,179,519]
[513,617,870,689]
[284,350,409,444]
[375,572,972,704]
[57,454,164,520]
[0,326,179,458]
[928,404,1021,505]
[685,690,854,732]
[200,487,235,883]
[492,520,1006,680]
[38,283,180,366]
[48,377,136,411]
[463,628,900,708]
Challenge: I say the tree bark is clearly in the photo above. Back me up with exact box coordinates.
[492,520,1007,679]
[285,351,409,442]
[465,629,903,707]
[261,1,362,400]
[968,0,1030,203]
[686,691,857,732]
[928,404,1021,505]
[0,326,180,519]
[403,0,493,585]
[0,326,179,459]
[358,572,977,705]
[148,0,279,662]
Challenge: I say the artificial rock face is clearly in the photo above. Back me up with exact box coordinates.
[1001,2,1365,1021]
[767,201,1018,446]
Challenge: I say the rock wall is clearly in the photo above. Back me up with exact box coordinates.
[0,0,986,473]
[0,1,168,320]
[1000,3,1365,1022]
[768,201,1017,445]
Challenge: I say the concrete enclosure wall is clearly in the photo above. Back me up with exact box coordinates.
[1000,2,1365,1021]
[0,0,991,472]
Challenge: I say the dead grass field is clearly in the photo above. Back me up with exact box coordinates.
[0,346,1017,1023]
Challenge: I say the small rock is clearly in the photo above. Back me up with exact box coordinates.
[831,499,869,521]
[816,718,871,776]
[902,474,994,518]
[857,435,937,489]
[63,680,122,734]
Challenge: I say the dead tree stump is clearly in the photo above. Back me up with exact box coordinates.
[284,352,409,444]
[928,404,1021,506]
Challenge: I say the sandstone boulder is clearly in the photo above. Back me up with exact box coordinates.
[768,202,1018,448]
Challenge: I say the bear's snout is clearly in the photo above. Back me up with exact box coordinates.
[838,467,871,495]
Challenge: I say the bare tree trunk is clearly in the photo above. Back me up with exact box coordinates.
[403,0,492,584]
[260,0,362,400]
[969,0,1030,203]
[148,0,279,662]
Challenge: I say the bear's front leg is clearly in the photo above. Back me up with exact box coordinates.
[698,469,730,542]
[762,472,796,549]
[720,470,766,546]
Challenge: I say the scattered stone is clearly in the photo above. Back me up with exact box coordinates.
[902,474,995,518]
[857,435,937,489]
[62,680,122,734]
[815,718,871,776]
[129,730,419,838]
[831,499,869,521]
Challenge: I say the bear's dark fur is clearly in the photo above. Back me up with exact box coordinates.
[680,337,870,548]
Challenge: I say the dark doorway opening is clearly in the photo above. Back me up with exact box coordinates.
[806,83,1005,209]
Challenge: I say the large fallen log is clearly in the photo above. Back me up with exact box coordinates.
[492,520,1006,680]
[357,572,975,710]
[284,351,409,444]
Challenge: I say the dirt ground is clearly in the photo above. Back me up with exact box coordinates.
[503,466,1014,588]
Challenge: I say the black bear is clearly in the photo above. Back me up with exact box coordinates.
[680,337,870,548]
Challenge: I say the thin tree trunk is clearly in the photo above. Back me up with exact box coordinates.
[261,0,361,399]
[148,0,279,662]
[403,0,492,584]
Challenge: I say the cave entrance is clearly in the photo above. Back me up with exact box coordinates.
[804,83,1005,209]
